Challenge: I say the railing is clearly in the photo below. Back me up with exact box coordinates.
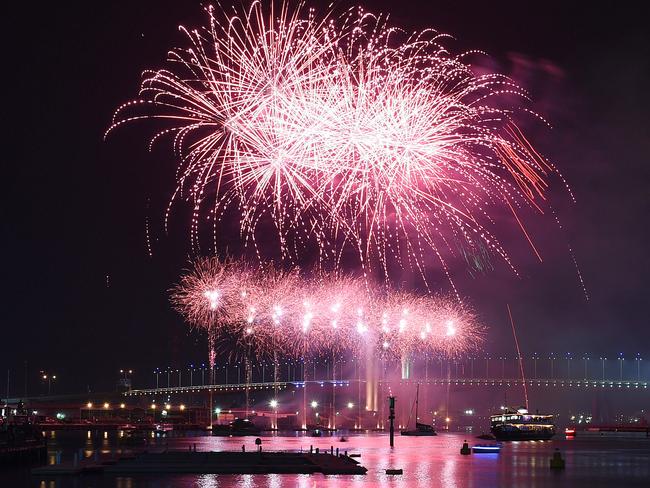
[147,354,646,390]
[125,377,646,396]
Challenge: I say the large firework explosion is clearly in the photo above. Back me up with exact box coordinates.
[108,1,571,291]
[170,257,483,360]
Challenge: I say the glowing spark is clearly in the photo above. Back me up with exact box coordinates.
[109,2,570,289]
[171,257,483,359]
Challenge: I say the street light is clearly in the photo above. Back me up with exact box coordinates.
[618,353,624,381]
[41,372,57,395]
[270,399,279,429]
[82,402,93,421]
[310,401,319,426]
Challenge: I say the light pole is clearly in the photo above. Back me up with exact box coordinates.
[311,400,318,426]
[120,369,133,391]
[618,353,624,381]
[41,373,56,395]
[636,354,642,381]
[270,399,278,430]
[550,354,555,379]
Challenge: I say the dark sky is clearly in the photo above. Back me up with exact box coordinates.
[3,1,649,393]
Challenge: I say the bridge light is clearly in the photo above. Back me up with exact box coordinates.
[180,404,186,411]
[311,401,318,408]
[86,402,93,408]
[103,402,110,409]
[347,402,354,409]
[270,399,278,409]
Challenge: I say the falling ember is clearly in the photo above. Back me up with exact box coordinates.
[108,1,573,289]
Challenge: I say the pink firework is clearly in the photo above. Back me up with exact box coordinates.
[108,2,569,289]
[170,257,483,359]
[170,256,256,367]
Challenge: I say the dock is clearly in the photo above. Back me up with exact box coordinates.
[1,442,47,465]
[31,450,367,476]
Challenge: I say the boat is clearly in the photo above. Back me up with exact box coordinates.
[490,407,555,441]
[212,418,261,436]
[0,402,47,465]
[472,444,501,453]
[400,384,437,436]
[565,423,650,438]
[119,429,149,446]
[476,433,496,440]
[488,308,555,442]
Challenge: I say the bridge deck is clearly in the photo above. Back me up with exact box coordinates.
[125,378,647,396]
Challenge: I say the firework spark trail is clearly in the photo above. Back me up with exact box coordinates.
[170,257,483,360]
[108,1,571,289]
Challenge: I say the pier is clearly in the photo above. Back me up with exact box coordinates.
[31,450,367,476]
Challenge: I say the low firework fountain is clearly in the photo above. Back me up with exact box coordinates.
[171,257,483,426]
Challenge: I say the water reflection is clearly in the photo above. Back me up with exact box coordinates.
[18,431,650,487]
[440,457,458,488]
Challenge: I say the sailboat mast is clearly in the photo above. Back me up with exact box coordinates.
[507,304,529,410]
[415,383,419,422]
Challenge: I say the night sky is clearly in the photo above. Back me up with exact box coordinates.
[3,1,649,394]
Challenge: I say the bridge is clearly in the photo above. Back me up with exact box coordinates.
[140,353,647,394]
[124,376,647,398]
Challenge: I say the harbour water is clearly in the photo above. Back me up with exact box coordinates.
[4,431,650,487]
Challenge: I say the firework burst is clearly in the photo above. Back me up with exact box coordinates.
[170,257,483,360]
[108,1,570,290]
